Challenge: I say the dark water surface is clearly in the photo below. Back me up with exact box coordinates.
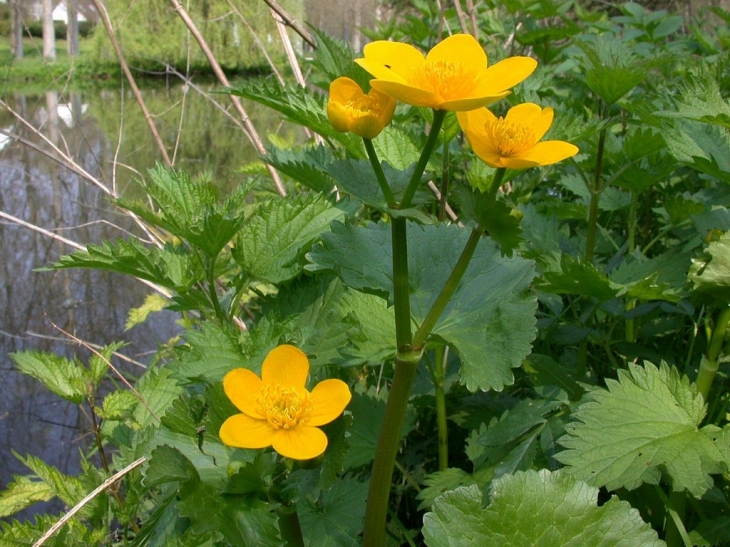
[0,84,291,519]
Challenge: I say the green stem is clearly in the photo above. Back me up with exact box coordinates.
[697,305,730,400]
[276,506,305,547]
[628,190,638,254]
[391,217,413,350]
[438,140,450,222]
[487,167,507,201]
[413,227,482,347]
[364,138,397,207]
[585,110,608,264]
[433,346,449,471]
[400,109,447,209]
[363,355,420,547]
[655,485,692,547]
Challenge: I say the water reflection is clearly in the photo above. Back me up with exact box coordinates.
[0,83,290,519]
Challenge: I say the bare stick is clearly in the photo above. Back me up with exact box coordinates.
[452,0,469,35]
[168,0,287,196]
[90,0,172,166]
[465,0,478,39]
[426,181,460,224]
[261,0,316,48]
[32,457,146,547]
[24,330,147,368]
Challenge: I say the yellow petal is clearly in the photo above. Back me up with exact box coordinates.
[457,108,497,138]
[327,100,352,133]
[219,413,275,449]
[329,76,364,104]
[307,379,352,426]
[441,92,509,112]
[357,40,425,80]
[426,34,487,73]
[509,140,579,168]
[370,79,440,108]
[272,425,328,460]
[350,115,386,139]
[478,56,537,95]
[505,103,553,142]
[223,368,264,419]
[261,345,309,388]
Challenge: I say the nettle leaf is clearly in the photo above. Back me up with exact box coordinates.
[689,230,730,303]
[417,468,479,511]
[535,253,617,302]
[15,453,91,515]
[169,322,247,384]
[235,194,348,284]
[663,119,730,182]
[557,362,730,497]
[0,475,53,518]
[422,471,665,547]
[262,145,337,196]
[126,293,169,331]
[133,366,185,429]
[308,222,537,391]
[372,125,420,170]
[656,68,730,130]
[11,351,86,404]
[309,27,371,90]
[229,79,364,158]
[0,513,106,547]
[298,477,368,547]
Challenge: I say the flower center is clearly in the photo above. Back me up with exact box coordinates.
[258,384,312,429]
[409,60,477,101]
[485,117,535,157]
[345,94,382,119]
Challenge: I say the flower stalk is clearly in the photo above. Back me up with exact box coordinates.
[400,109,447,208]
[433,346,449,471]
[364,138,397,207]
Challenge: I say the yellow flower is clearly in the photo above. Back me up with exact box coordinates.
[327,76,396,139]
[354,34,537,111]
[219,345,351,460]
[457,103,579,169]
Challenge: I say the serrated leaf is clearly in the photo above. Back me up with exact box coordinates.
[689,230,730,303]
[689,516,730,546]
[371,126,420,170]
[169,322,247,383]
[422,471,665,547]
[235,194,348,284]
[262,145,337,195]
[453,186,523,256]
[557,362,730,497]
[663,119,730,182]
[229,79,364,158]
[126,293,169,330]
[308,222,537,391]
[97,390,139,421]
[417,468,478,511]
[536,253,617,302]
[523,354,583,400]
[298,477,368,547]
[144,445,199,489]
[656,68,730,130]
[0,476,53,518]
[15,453,89,512]
[133,366,185,429]
[11,351,86,404]
[309,28,371,91]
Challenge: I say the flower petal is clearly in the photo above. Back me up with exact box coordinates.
[509,140,579,168]
[307,379,352,426]
[440,92,509,112]
[477,56,537,95]
[426,34,488,73]
[505,103,553,141]
[350,115,386,140]
[329,76,364,104]
[457,108,497,137]
[272,425,328,460]
[327,100,353,133]
[219,413,275,449]
[369,80,440,108]
[261,345,309,388]
[223,368,264,418]
[357,40,425,80]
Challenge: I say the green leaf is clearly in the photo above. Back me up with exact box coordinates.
[133,366,185,429]
[689,230,730,303]
[536,253,617,302]
[126,293,169,330]
[689,516,730,546]
[656,68,730,130]
[169,322,248,383]
[262,145,337,195]
[557,362,730,497]
[663,119,730,182]
[523,354,583,401]
[453,186,523,256]
[422,471,665,546]
[371,125,420,170]
[229,79,364,158]
[235,194,348,284]
[298,477,368,547]
[308,27,371,91]
[97,390,139,421]
[11,351,86,404]
[144,445,199,489]
[0,476,53,518]
[308,222,537,391]
[417,468,478,511]
[15,453,90,514]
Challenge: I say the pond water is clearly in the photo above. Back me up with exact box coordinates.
[0,81,299,519]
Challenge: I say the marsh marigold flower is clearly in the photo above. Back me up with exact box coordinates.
[354,34,537,111]
[327,76,396,139]
[457,103,579,169]
[219,345,351,460]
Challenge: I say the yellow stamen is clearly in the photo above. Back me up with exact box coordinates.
[344,95,383,119]
[485,117,535,157]
[409,60,478,101]
[258,385,312,430]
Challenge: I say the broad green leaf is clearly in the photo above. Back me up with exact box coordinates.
[523,354,583,401]
[656,68,730,130]
[417,468,478,511]
[308,222,536,391]
[235,194,348,284]
[689,516,730,546]
[126,293,169,331]
[308,27,371,91]
[663,119,730,182]
[15,453,91,515]
[298,477,368,547]
[144,445,199,489]
[535,253,616,302]
[262,145,337,195]
[557,362,730,497]
[97,390,139,421]
[11,351,86,404]
[0,476,53,518]
[229,79,364,158]
[422,471,665,546]
[689,230,730,303]
[133,366,185,429]
[169,322,247,383]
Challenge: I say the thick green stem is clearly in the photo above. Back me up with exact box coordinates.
[413,227,481,348]
[364,138,397,207]
[697,305,730,400]
[433,346,449,471]
[400,109,447,209]
[487,167,507,201]
[277,506,305,547]
[391,217,413,350]
[363,355,420,547]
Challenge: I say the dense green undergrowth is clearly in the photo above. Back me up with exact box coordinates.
[3,1,730,546]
